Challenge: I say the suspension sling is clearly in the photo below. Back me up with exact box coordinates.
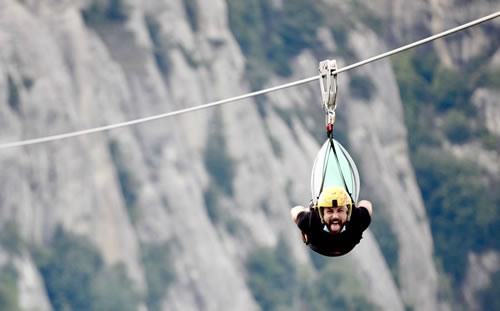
[311,60,360,218]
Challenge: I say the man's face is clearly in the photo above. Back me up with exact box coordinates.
[323,206,348,234]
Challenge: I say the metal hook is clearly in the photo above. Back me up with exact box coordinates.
[319,59,338,114]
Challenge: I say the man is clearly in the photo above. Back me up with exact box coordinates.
[290,186,372,256]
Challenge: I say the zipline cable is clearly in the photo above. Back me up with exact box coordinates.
[1,10,499,149]
[336,10,500,75]
[0,76,318,149]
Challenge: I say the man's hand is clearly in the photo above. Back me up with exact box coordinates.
[357,200,372,216]
[290,205,308,223]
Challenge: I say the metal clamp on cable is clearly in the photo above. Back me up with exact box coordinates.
[319,59,338,138]
[319,59,338,113]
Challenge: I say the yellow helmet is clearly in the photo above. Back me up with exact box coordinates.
[317,186,353,223]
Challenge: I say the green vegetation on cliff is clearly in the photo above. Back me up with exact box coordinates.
[393,48,500,299]
[141,242,176,311]
[0,264,20,311]
[33,227,141,311]
[82,0,130,25]
[227,0,322,88]
[246,237,379,311]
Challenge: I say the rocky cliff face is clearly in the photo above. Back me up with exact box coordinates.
[0,0,498,310]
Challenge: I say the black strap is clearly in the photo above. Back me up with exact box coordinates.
[317,140,332,202]
[317,131,357,212]
[329,138,355,205]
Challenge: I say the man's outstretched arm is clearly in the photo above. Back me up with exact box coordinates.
[290,205,308,223]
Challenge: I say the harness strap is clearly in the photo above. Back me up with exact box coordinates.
[329,138,354,201]
[329,138,356,220]
[317,138,333,203]
[316,136,356,220]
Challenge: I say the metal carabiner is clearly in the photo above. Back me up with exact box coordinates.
[319,59,338,115]
[319,59,338,138]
